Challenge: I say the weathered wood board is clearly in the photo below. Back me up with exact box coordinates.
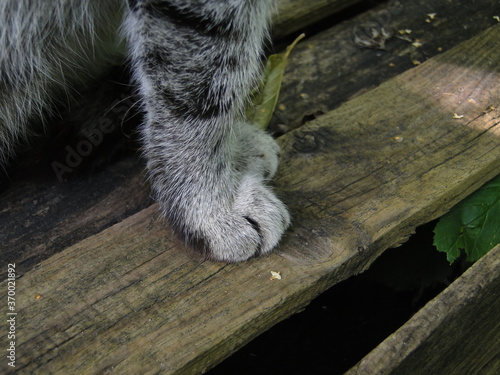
[275,0,500,130]
[3,20,499,374]
[272,0,363,40]
[347,244,500,375]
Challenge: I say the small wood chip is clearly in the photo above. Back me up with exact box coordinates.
[270,271,282,280]
[425,13,437,23]
[453,113,464,119]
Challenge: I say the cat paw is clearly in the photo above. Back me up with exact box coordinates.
[234,121,281,180]
[198,175,290,262]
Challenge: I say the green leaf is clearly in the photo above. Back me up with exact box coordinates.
[246,34,305,130]
[433,174,500,263]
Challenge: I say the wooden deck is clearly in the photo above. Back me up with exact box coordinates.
[2,0,499,374]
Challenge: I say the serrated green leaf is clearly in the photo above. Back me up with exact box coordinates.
[433,174,500,263]
[246,34,305,130]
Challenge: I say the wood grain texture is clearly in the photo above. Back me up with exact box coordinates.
[274,0,499,131]
[276,23,500,265]
[0,156,152,278]
[3,24,499,374]
[347,244,500,375]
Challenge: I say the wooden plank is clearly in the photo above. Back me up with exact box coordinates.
[273,0,363,39]
[0,156,152,279]
[4,24,500,374]
[347,244,500,375]
[275,23,500,264]
[275,0,499,131]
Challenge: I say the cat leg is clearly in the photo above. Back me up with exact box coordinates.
[125,0,290,262]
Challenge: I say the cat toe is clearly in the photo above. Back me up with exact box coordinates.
[235,121,281,180]
[196,175,290,263]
